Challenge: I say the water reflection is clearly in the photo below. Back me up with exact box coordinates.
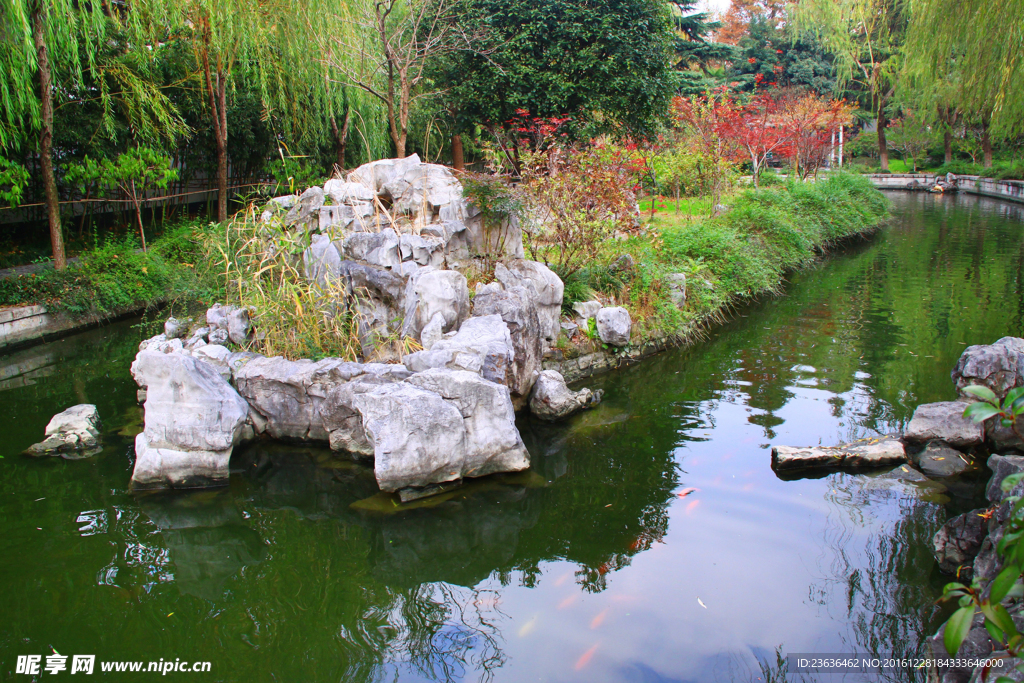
[139,491,266,601]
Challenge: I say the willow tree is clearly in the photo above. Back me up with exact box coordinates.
[2,1,186,267]
[903,0,1024,167]
[792,0,906,171]
[328,0,490,159]
[128,0,316,221]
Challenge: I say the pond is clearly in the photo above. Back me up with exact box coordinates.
[2,192,1024,682]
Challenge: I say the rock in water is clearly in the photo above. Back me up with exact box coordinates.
[771,435,906,472]
[905,401,984,448]
[349,372,530,492]
[952,336,1024,399]
[406,369,530,476]
[914,440,977,477]
[596,307,631,346]
[934,508,989,578]
[131,350,250,489]
[25,404,101,457]
[529,370,602,421]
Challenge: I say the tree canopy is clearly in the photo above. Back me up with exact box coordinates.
[438,0,677,139]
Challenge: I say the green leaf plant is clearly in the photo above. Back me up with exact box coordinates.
[938,385,1024,678]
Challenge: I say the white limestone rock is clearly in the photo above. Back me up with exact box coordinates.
[339,229,401,270]
[402,267,470,341]
[471,283,543,403]
[283,186,324,229]
[131,350,250,489]
[495,260,564,346]
[529,370,602,422]
[403,314,515,388]
[596,306,631,346]
[323,178,376,205]
[347,154,422,194]
[303,233,343,287]
[25,404,102,457]
[771,435,907,472]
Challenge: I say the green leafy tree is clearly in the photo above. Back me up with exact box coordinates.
[439,0,677,142]
[792,0,907,171]
[903,0,1024,151]
[669,1,734,95]
[0,158,30,208]
[67,148,177,251]
[885,111,936,172]
[728,15,836,95]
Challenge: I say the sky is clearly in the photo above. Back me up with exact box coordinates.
[696,0,732,17]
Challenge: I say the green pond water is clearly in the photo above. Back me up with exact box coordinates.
[2,192,1024,682]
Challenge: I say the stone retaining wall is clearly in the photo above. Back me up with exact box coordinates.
[542,335,675,384]
[863,173,1024,204]
[0,304,148,353]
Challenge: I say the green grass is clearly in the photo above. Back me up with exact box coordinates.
[638,194,719,217]
[0,219,221,318]
[559,172,890,347]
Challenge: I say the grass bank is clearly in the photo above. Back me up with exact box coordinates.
[0,220,220,318]
[557,172,890,356]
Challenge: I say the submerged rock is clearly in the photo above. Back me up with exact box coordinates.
[934,508,988,578]
[913,440,977,478]
[529,370,602,421]
[771,435,906,472]
[25,404,101,457]
[904,401,984,449]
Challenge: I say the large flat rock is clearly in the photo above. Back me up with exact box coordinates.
[771,435,906,472]
[905,401,984,448]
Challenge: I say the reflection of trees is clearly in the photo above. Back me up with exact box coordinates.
[806,474,949,683]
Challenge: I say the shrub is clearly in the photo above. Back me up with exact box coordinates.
[518,141,644,276]
[558,172,890,345]
[0,220,218,318]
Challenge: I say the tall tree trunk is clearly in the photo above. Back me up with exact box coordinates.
[31,2,66,269]
[201,26,229,223]
[131,180,147,252]
[452,134,464,171]
[982,122,993,168]
[331,108,350,171]
[944,130,953,165]
[215,76,228,222]
[876,107,889,172]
